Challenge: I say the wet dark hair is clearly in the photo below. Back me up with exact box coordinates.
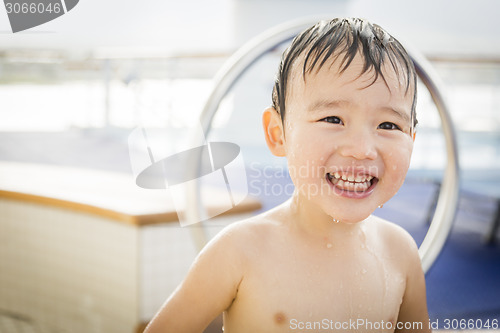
[272,17,417,128]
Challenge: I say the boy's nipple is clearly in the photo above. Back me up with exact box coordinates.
[274,312,287,325]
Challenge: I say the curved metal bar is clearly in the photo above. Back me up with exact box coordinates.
[407,46,461,272]
[187,18,460,272]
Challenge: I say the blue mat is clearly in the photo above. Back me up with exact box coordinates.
[427,229,500,323]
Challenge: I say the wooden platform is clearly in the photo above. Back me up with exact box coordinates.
[0,161,261,226]
[0,162,261,333]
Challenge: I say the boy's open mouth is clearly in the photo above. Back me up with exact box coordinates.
[326,172,378,198]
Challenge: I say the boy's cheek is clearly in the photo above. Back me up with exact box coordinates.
[381,146,412,185]
[386,161,412,193]
[391,140,414,164]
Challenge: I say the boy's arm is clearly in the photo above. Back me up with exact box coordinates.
[143,224,245,333]
[395,238,431,333]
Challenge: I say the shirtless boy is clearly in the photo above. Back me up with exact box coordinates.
[145,17,431,333]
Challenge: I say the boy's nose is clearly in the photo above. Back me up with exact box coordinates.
[337,129,377,160]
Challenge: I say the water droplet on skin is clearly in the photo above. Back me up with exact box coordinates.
[348,290,353,317]
[326,243,332,249]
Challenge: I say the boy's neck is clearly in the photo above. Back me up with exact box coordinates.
[285,191,367,240]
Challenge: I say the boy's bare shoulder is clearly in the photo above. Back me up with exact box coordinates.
[366,215,421,264]
[207,210,283,256]
[225,210,280,234]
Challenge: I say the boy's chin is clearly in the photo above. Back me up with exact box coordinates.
[331,214,372,224]
[321,204,376,224]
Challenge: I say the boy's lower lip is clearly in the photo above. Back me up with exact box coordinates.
[325,173,378,199]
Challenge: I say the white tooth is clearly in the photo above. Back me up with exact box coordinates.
[368,176,373,181]
[344,181,352,191]
[334,172,340,179]
[347,175,354,182]
[355,175,363,182]
[337,179,344,188]
[354,182,364,191]
[341,174,347,181]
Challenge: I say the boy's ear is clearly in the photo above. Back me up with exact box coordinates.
[262,107,286,157]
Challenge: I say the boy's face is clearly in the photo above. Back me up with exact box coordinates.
[282,53,414,223]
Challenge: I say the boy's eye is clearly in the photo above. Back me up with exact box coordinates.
[378,122,401,130]
[320,116,343,124]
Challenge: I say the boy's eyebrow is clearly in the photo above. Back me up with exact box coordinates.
[308,99,411,123]
[307,99,351,112]
[381,106,411,123]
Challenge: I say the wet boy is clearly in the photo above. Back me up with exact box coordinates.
[145,18,430,332]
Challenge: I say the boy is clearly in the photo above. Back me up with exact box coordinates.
[145,18,430,332]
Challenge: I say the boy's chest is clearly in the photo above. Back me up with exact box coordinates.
[226,245,406,333]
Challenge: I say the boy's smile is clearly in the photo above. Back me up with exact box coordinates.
[280,52,415,224]
[325,170,378,199]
